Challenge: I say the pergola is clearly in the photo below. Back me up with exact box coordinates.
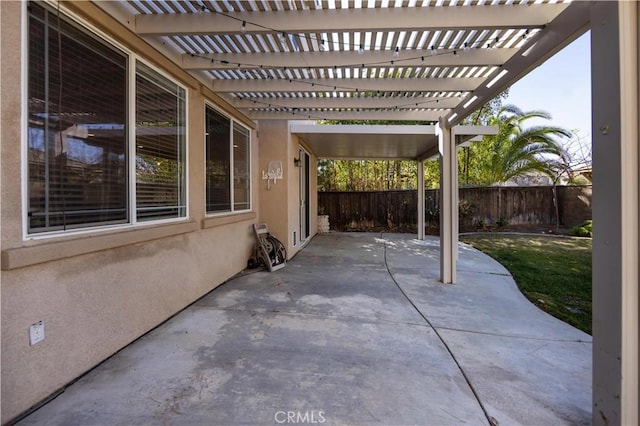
[290,121,497,282]
[92,1,638,424]
[99,0,587,123]
[97,0,589,281]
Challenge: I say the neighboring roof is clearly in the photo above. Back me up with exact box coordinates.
[291,123,497,159]
[95,0,591,126]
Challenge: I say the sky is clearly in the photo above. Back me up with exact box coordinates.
[503,31,592,165]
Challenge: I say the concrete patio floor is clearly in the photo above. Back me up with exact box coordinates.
[17,233,592,425]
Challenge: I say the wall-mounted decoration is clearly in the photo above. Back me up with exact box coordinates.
[262,160,283,189]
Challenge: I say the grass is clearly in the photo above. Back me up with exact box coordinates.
[460,233,592,335]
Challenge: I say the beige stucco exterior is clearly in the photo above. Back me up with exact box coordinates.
[257,121,318,259]
[256,120,290,251]
[0,2,316,422]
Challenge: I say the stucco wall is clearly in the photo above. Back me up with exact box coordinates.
[257,120,290,248]
[1,222,255,423]
[0,2,260,422]
[257,124,319,260]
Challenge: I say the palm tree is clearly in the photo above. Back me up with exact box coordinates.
[472,104,572,185]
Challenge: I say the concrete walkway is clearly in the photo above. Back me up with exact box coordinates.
[17,233,592,426]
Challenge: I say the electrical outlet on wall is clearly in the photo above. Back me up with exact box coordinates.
[29,320,45,345]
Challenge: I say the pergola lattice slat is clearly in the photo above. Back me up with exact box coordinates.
[135,4,569,36]
[211,77,483,93]
[182,48,517,70]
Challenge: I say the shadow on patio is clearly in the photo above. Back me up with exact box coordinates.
[17,233,591,426]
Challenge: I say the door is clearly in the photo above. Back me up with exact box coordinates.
[299,148,310,242]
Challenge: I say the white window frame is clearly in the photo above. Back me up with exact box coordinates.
[132,59,189,224]
[22,2,189,240]
[204,103,252,216]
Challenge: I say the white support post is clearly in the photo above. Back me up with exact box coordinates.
[417,159,425,240]
[437,119,458,284]
[591,2,639,425]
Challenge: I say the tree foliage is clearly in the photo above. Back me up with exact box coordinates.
[317,118,438,191]
[462,105,571,185]
[317,97,574,191]
[318,160,420,191]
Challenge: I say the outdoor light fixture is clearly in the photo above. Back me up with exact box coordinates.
[294,157,301,167]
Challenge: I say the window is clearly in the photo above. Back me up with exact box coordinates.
[205,107,251,213]
[27,2,187,235]
[205,107,230,212]
[28,3,128,233]
[233,124,250,211]
[135,62,186,221]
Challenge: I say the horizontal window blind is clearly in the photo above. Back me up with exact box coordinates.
[205,107,231,213]
[28,2,128,233]
[233,123,250,211]
[135,61,186,221]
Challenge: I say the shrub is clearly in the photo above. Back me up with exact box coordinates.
[473,217,488,231]
[496,216,509,229]
[568,219,592,237]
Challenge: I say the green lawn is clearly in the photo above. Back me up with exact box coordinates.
[460,234,592,335]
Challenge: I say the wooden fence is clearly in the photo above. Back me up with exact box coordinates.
[318,186,592,232]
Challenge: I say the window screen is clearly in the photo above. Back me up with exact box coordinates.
[233,123,250,211]
[205,106,231,213]
[27,2,128,233]
[135,61,186,221]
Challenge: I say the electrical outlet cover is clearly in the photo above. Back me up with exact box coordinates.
[29,321,45,345]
